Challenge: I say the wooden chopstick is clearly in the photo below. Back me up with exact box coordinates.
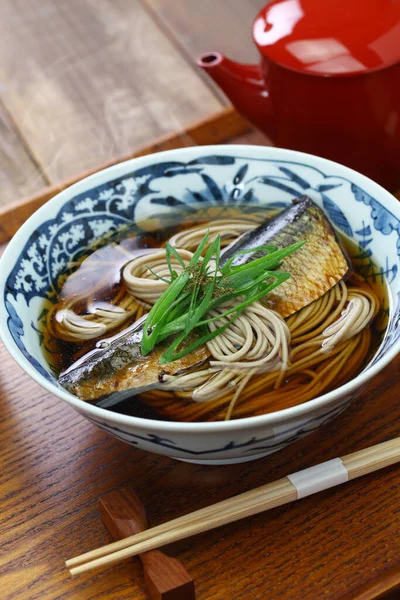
[66,437,400,576]
[67,476,295,568]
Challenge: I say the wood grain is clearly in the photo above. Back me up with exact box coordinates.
[1,121,398,599]
[0,100,47,207]
[339,564,400,600]
[0,0,222,183]
[140,552,194,600]
[0,0,398,584]
[143,0,268,64]
[99,489,195,600]
[0,107,250,244]
[67,438,400,575]
[1,320,400,599]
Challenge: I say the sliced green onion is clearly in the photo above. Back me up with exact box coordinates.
[141,230,304,363]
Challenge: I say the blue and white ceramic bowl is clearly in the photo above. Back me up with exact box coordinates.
[0,146,399,464]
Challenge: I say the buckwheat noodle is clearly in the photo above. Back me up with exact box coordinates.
[49,217,379,421]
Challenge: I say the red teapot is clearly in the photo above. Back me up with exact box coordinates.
[198,0,400,190]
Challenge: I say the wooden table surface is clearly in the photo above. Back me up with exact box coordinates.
[0,0,266,209]
[1,277,400,600]
[1,126,400,599]
[1,3,400,600]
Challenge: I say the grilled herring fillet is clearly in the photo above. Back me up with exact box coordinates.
[59,196,350,404]
[220,195,351,317]
[59,319,208,406]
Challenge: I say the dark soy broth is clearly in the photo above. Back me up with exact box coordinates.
[41,204,389,421]
[44,205,269,372]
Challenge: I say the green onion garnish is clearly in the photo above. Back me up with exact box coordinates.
[141,232,304,364]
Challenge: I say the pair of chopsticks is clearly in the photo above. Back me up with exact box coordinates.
[66,436,400,576]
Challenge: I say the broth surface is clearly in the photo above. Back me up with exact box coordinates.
[41,204,389,421]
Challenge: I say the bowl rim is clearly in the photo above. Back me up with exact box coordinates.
[0,144,399,433]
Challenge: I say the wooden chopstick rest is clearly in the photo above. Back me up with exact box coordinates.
[100,489,195,600]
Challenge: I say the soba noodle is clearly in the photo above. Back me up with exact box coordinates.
[49,216,380,421]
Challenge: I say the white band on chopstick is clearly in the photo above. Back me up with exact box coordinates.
[287,458,349,499]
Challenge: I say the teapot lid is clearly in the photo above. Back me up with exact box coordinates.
[253,0,400,76]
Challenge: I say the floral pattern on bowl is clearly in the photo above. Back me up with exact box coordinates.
[1,146,399,464]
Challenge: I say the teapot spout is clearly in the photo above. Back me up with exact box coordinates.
[197,52,274,136]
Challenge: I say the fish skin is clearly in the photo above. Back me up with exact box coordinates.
[220,196,351,318]
[59,318,208,403]
[59,196,349,403]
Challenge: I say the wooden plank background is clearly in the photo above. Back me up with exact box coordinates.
[0,0,270,210]
[0,107,254,244]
